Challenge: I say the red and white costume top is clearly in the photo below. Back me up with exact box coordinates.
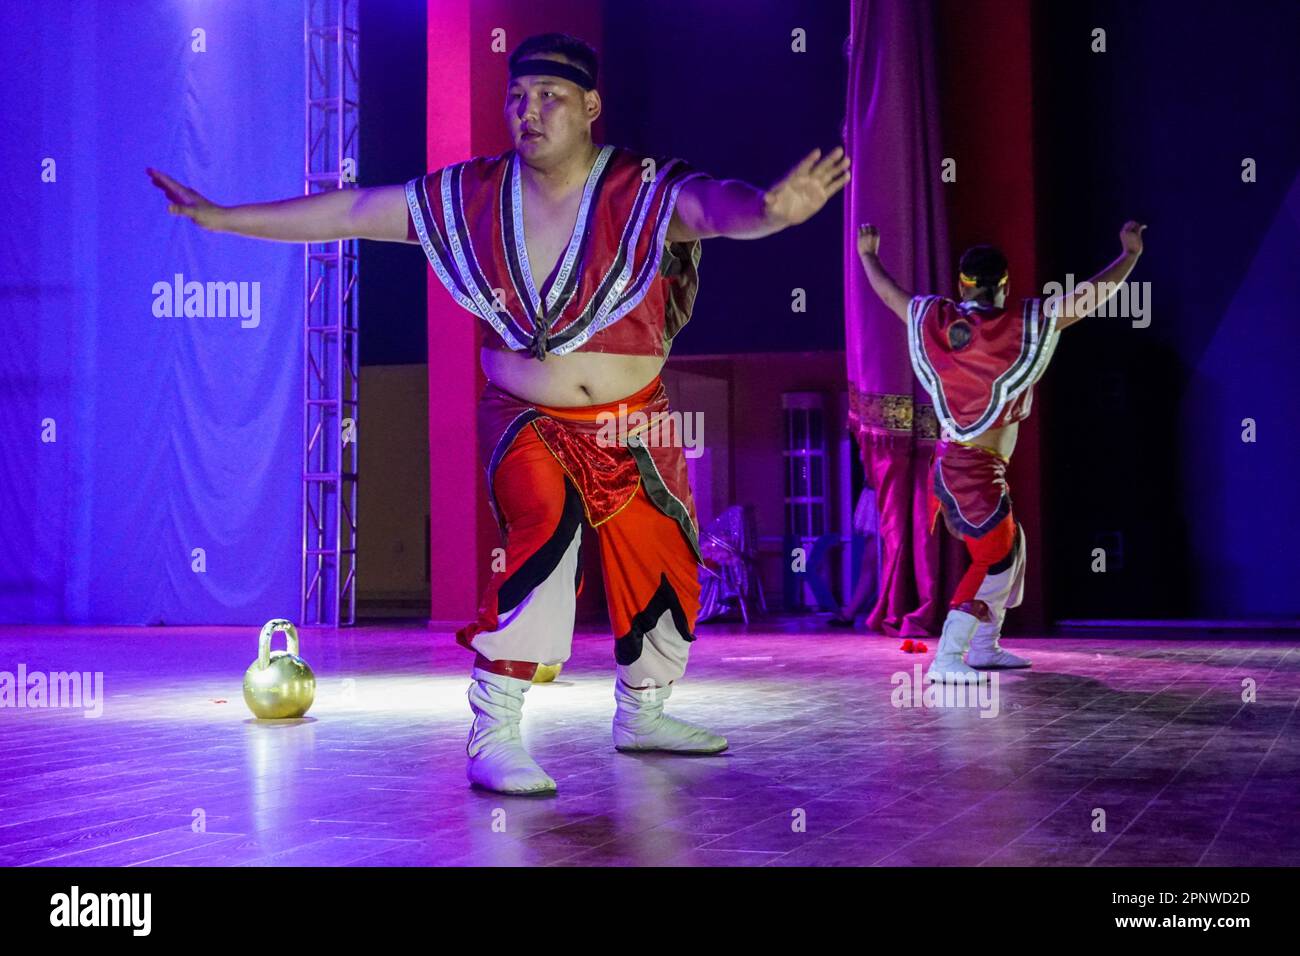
[906,295,1061,441]
[405,144,704,360]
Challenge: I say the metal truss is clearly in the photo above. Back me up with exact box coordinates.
[301,0,359,625]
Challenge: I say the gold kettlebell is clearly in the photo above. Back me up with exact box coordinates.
[532,662,563,683]
[243,619,316,719]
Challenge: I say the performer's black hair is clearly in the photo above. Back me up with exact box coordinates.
[958,244,1009,292]
[509,33,599,86]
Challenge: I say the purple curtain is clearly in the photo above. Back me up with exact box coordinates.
[0,2,305,623]
[843,0,959,636]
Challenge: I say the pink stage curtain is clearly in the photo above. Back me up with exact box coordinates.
[843,0,960,636]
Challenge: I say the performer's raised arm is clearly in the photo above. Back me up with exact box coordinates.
[855,223,912,322]
[666,146,850,242]
[1045,220,1146,329]
[146,167,416,244]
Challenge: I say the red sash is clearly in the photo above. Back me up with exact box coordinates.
[930,441,1012,539]
[475,377,702,565]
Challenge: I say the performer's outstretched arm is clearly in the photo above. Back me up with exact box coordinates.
[146,168,416,244]
[855,224,911,322]
[1045,221,1146,329]
[667,147,850,242]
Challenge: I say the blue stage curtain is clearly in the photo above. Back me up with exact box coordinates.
[0,2,304,624]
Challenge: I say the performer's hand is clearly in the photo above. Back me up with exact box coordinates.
[763,147,851,228]
[857,223,881,258]
[1119,220,1146,257]
[147,168,225,230]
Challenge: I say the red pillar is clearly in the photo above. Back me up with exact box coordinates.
[424,1,603,624]
[936,0,1046,629]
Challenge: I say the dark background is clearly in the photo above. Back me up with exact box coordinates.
[1033,0,1300,619]
[358,0,429,366]
[356,0,1299,621]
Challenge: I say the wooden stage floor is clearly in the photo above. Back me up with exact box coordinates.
[2,620,1297,867]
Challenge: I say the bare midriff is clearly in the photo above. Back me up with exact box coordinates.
[958,421,1018,461]
[479,346,666,407]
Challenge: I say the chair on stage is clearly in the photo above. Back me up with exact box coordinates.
[697,504,767,624]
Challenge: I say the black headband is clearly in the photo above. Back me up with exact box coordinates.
[510,57,595,91]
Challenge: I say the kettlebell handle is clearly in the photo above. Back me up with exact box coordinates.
[257,619,300,669]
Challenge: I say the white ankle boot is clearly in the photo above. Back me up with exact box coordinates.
[926,610,986,683]
[966,612,1031,669]
[967,524,1029,669]
[612,680,728,754]
[466,668,556,794]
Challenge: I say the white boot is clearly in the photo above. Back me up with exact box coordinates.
[966,523,1030,669]
[612,680,728,754]
[466,668,556,794]
[967,611,1031,669]
[926,610,986,683]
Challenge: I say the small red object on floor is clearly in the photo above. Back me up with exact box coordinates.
[915,642,928,654]
[900,639,915,652]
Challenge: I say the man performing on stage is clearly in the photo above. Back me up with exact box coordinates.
[148,33,849,793]
[856,221,1145,682]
